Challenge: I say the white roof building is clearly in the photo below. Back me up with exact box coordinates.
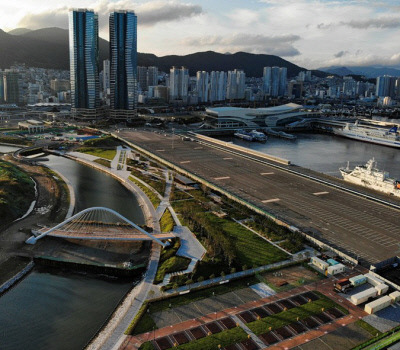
[205,103,318,128]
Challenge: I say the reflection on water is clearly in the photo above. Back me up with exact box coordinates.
[0,270,132,350]
[46,155,145,224]
[220,133,400,178]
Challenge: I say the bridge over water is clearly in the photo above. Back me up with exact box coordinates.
[26,207,173,247]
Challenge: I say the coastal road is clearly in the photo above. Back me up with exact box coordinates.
[118,129,400,265]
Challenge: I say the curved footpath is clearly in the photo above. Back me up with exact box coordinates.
[65,151,163,350]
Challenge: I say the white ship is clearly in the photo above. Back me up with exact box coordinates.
[333,121,400,148]
[340,158,400,197]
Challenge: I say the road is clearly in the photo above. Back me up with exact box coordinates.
[118,129,400,265]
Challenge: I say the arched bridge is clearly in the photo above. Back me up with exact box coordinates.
[26,207,174,247]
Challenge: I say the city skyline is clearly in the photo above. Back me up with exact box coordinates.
[1,0,400,70]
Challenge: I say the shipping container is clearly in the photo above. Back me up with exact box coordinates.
[327,263,346,275]
[335,278,352,293]
[311,257,329,271]
[375,283,389,296]
[364,273,384,287]
[351,287,378,305]
[364,295,392,314]
[389,291,400,303]
[349,275,367,287]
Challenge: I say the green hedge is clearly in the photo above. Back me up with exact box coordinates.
[125,302,149,335]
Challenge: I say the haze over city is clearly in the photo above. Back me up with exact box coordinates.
[1,0,400,69]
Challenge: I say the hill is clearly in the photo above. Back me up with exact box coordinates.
[319,65,400,78]
[0,26,322,77]
[8,28,32,35]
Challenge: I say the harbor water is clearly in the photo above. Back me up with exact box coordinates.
[221,133,400,178]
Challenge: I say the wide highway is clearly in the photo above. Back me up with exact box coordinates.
[118,129,400,265]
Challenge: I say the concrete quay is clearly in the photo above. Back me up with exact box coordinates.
[116,129,400,266]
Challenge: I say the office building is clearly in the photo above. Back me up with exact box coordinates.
[169,66,189,101]
[69,9,100,118]
[0,71,4,103]
[109,10,138,119]
[3,70,20,104]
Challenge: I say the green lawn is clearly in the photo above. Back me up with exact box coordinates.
[160,209,174,232]
[356,320,382,337]
[205,213,288,267]
[0,160,35,225]
[154,256,191,284]
[129,176,161,208]
[247,293,347,335]
[139,327,248,350]
[77,147,116,160]
[93,158,111,168]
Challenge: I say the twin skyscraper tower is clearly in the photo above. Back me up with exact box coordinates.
[69,9,137,119]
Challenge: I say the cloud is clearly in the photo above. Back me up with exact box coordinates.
[18,7,69,29]
[316,23,333,30]
[181,34,301,56]
[334,50,348,58]
[341,17,400,29]
[137,1,203,27]
[17,1,203,31]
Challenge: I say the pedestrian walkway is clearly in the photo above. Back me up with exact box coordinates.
[232,314,267,349]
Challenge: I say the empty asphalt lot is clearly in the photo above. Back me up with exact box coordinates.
[119,129,400,265]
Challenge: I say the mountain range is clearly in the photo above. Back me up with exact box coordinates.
[1,27,322,77]
[319,65,400,78]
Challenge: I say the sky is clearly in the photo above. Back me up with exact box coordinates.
[1,0,400,69]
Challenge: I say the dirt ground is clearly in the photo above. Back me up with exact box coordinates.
[0,155,69,263]
[259,265,323,291]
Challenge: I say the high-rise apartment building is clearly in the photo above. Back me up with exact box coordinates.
[103,60,110,95]
[226,69,245,100]
[264,66,287,97]
[109,10,138,119]
[376,75,397,98]
[270,67,280,97]
[262,67,271,94]
[137,66,148,92]
[147,66,158,88]
[137,66,158,92]
[196,71,209,103]
[169,66,189,100]
[279,67,287,97]
[69,9,100,118]
[209,71,227,102]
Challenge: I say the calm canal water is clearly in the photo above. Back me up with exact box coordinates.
[0,155,145,350]
[221,133,400,178]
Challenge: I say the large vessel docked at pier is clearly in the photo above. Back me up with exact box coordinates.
[333,121,400,148]
[233,129,267,142]
[340,158,400,197]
